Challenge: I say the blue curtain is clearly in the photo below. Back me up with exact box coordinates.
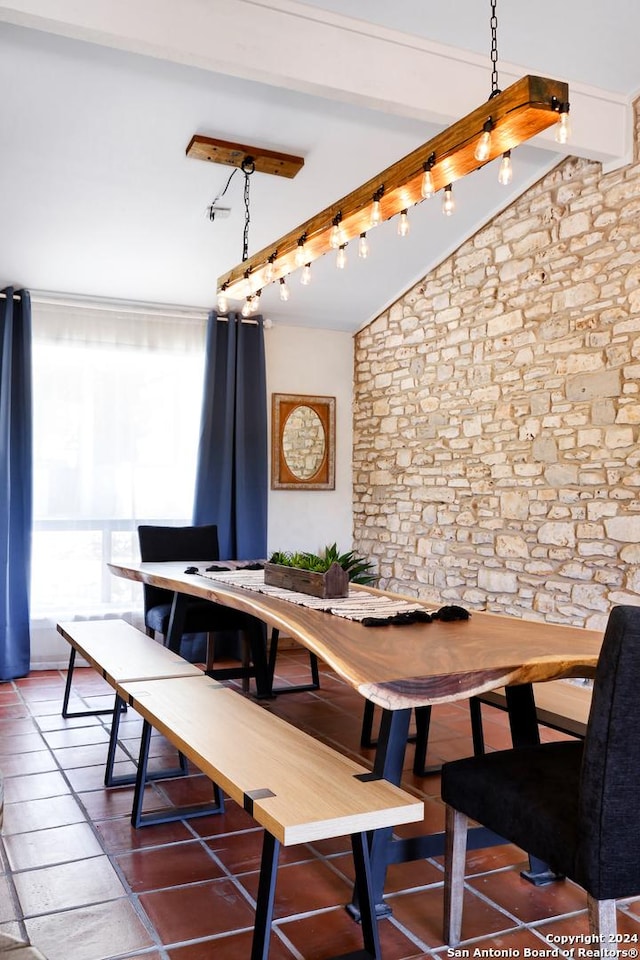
[0,288,32,679]
[193,311,268,560]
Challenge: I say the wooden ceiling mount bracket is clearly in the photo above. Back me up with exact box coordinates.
[186,135,304,179]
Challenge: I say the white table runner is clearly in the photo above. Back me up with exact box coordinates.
[199,568,435,625]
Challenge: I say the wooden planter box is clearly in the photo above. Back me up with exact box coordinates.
[264,561,349,599]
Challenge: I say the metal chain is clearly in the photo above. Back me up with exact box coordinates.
[489,0,500,97]
[241,156,255,262]
[242,170,251,262]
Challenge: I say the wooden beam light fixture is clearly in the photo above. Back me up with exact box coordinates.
[216,74,569,310]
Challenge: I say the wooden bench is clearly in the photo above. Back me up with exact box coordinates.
[117,673,424,960]
[57,620,204,787]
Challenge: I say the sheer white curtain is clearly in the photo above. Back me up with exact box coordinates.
[30,299,206,663]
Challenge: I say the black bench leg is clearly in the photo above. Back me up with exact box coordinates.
[104,694,127,786]
[350,831,383,960]
[130,719,224,828]
[62,646,120,719]
[251,831,280,960]
[104,695,189,788]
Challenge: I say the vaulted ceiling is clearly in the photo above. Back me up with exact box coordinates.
[0,0,638,330]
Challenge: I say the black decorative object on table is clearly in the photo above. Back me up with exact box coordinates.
[432,605,471,622]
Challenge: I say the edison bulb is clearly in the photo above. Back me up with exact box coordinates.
[442,184,455,216]
[295,241,306,267]
[358,233,369,259]
[555,112,571,145]
[397,210,410,237]
[498,151,513,185]
[474,128,492,162]
[421,168,435,199]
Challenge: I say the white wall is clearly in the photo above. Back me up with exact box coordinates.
[265,324,354,555]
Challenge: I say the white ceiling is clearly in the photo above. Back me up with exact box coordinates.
[0,0,638,331]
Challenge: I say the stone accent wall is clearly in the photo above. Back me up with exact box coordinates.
[353,104,640,631]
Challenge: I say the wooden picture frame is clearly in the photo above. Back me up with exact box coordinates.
[271,394,335,490]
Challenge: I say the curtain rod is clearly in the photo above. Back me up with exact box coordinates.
[0,289,210,321]
[0,290,270,325]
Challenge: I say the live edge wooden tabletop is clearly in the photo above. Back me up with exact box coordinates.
[108,560,602,711]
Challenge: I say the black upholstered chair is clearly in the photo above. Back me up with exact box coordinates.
[442,604,640,945]
[138,524,267,693]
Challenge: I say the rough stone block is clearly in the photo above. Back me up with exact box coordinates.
[605,515,640,542]
[566,369,621,402]
[538,522,576,547]
[499,491,529,520]
[478,567,518,593]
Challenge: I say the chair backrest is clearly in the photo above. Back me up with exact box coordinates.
[137,524,220,614]
[578,604,640,899]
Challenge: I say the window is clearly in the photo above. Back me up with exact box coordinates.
[31,300,206,622]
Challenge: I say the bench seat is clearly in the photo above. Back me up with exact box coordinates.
[119,674,423,843]
[57,619,203,687]
[118,673,423,960]
[57,619,203,787]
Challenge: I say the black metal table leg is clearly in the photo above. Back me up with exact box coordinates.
[246,620,272,699]
[348,707,411,919]
[469,696,486,755]
[505,683,563,885]
[360,700,377,749]
[268,628,321,695]
[165,592,189,653]
[412,705,433,775]
[505,683,540,749]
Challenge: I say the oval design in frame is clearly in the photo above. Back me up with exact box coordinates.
[271,393,335,489]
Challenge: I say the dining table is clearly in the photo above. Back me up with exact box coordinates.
[108,558,603,915]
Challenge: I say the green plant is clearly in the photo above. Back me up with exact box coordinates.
[268,543,377,584]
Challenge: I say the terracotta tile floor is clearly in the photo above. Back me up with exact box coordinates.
[1,648,640,960]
